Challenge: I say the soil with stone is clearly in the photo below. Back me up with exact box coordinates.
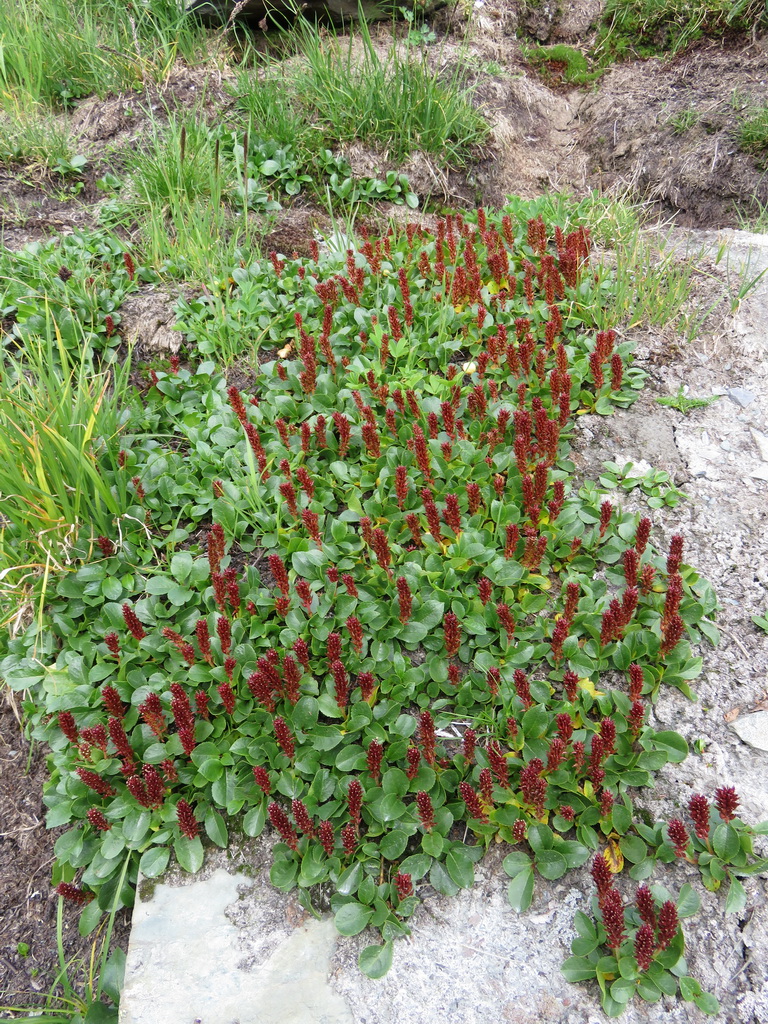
[2,1,768,1021]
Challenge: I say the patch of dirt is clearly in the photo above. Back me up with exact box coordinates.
[118,287,185,356]
[577,42,768,227]
[0,693,131,1010]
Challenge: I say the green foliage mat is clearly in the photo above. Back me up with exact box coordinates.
[3,201,765,1009]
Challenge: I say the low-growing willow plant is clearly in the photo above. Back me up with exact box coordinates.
[3,203,765,1013]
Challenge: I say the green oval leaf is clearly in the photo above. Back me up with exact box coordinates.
[358,941,393,979]
[335,901,372,936]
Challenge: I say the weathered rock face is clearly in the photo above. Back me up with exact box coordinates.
[186,0,403,28]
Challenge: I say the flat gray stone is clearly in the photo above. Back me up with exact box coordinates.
[728,387,757,408]
[751,428,768,463]
[120,868,352,1024]
[729,711,768,752]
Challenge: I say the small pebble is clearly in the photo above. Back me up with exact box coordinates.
[728,387,757,408]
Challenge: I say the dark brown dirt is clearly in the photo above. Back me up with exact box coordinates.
[0,693,131,1012]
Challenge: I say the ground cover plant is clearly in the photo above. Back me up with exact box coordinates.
[3,199,767,1020]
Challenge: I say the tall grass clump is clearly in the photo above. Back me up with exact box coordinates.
[0,0,210,113]
[0,325,132,578]
[289,17,488,164]
[115,111,256,280]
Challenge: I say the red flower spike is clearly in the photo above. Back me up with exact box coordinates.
[341,823,357,855]
[76,768,116,797]
[302,509,323,547]
[667,534,684,575]
[559,805,575,822]
[667,818,690,857]
[371,528,392,575]
[591,853,613,899]
[416,791,435,830]
[57,883,94,905]
[332,660,350,709]
[479,767,494,805]
[497,602,516,643]
[462,728,476,763]
[478,576,492,606]
[176,799,199,840]
[278,481,298,518]
[406,745,421,780]
[269,555,290,595]
[628,663,644,701]
[347,779,363,828]
[395,465,409,509]
[561,670,578,703]
[396,577,412,624]
[358,672,375,701]
[326,632,342,664]
[600,789,614,818]
[346,615,364,654]
[628,701,645,738]
[367,740,383,782]
[274,717,295,760]
[318,820,335,856]
[444,494,462,533]
[602,889,625,951]
[487,740,510,788]
[58,711,78,744]
[96,535,114,558]
[104,632,120,658]
[395,872,413,901]
[689,794,711,839]
[218,681,236,715]
[634,924,655,972]
[87,808,112,832]
[714,786,739,823]
[656,901,679,951]
[196,619,213,665]
[547,737,566,772]
[293,638,310,671]
[555,714,574,746]
[486,666,501,697]
[216,615,231,655]
[662,573,683,629]
[459,782,489,823]
[269,803,299,850]
[161,759,178,783]
[292,799,316,837]
[598,501,613,538]
[341,574,359,598]
[660,614,685,657]
[636,884,656,928]
[419,710,437,765]
[513,669,533,709]
[253,766,271,794]
[631,520,652,561]
[443,612,461,657]
[122,603,145,640]
[466,482,482,515]
[512,819,527,843]
[140,693,167,737]
[599,718,616,756]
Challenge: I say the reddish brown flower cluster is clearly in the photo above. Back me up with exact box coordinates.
[269,802,299,850]
[459,781,489,823]
[122,602,145,640]
[176,799,199,840]
[714,785,739,823]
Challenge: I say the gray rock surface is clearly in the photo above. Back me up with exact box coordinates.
[730,712,768,753]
